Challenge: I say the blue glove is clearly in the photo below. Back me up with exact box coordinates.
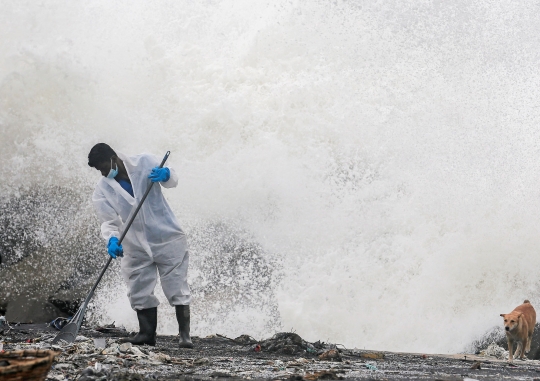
[148,167,170,183]
[107,237,124,259]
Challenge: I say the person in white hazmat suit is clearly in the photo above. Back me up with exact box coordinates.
[87,143,193,348]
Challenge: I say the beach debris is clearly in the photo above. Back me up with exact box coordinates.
[95,322,128,335]
[364,363,377,371]
[304,370,344,380]
[470,361,481,370]
[478,343,509,359]
[434,375,463,381]
[287,357,310,367]
[234,334,258,345]
[47,373,66,380]
[54,362,74,370]
[192,357,210,366]
[102,343,120,355]
[210,370,232,377]
[119,342,132,353]
[253,344,261,352]
[130,346,147,357]
[93,338,106,349]
[78,368,145,381]
[260,332,314,355]
[9,325,539,381]
[50,317,70,330]
[359,351,384,360]
[318,349,342,362]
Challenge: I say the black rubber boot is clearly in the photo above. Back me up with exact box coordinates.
[175,305,193,348]
[120,307,157,346]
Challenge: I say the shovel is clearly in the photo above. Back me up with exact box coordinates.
[52,151,171,345]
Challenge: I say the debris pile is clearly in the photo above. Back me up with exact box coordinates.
[318,349,341,362]
[478,343,509,360]
[259,332,320,355]
[4,325,540,380]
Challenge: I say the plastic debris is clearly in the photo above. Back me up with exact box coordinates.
[102,343,120,355]
[50,317,70,330]
[93,338,106,349]
[364,363,377,371]
[119,342,132,353]
[130,346,147,357]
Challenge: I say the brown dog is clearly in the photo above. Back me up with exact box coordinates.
[500,300,536,362]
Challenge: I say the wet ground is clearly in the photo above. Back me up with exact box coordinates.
[2,324,540,380]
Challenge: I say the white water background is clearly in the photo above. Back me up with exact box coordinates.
[2,0,540,353]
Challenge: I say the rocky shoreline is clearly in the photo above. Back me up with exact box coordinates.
[2,324,540,380]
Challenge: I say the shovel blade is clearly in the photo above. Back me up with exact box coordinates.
[51,303,86,345]
[51,321,79,344]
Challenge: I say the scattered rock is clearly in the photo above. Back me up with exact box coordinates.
[470,361,481,370]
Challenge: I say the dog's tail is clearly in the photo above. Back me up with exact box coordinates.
[524,300,531,304]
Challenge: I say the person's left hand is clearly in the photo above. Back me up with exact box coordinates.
[148,167,170,183]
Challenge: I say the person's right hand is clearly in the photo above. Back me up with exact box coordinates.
[107,237,124,259]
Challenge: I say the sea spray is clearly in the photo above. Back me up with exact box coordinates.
[2,0,540,353]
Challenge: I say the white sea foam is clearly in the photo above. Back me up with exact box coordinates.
[2,0,540,353]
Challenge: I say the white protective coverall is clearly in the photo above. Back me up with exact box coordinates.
[92,152,190,310]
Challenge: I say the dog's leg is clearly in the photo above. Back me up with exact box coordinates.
[508,339,514,362]
[527,333,533,353]
[514,341,523,359]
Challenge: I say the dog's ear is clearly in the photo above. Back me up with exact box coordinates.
[500,314,505,317]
